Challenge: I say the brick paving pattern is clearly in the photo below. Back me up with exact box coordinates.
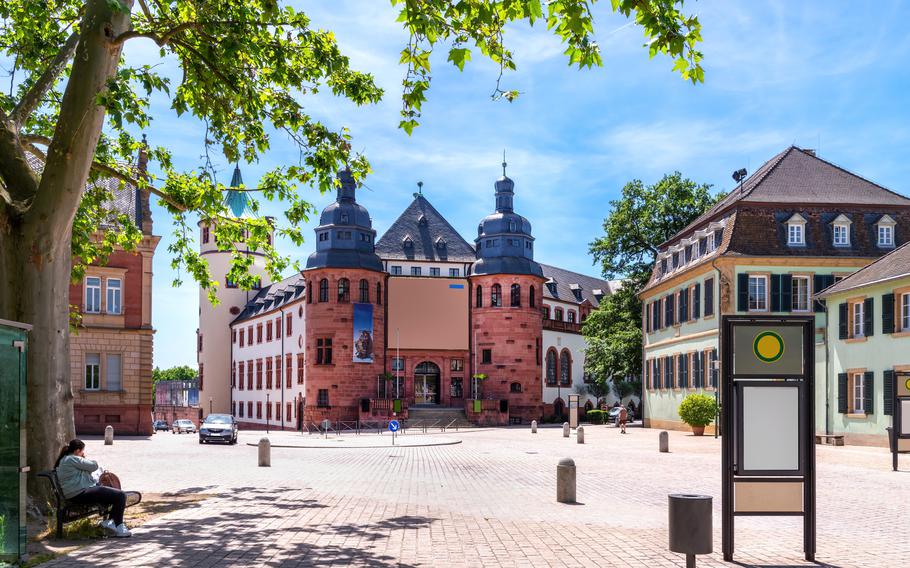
[44,425,909,567]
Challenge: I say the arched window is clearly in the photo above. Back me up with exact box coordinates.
[568,310,576,323]
[376,282,382,305]
[510,284,521,307]
[319,279,328,303]
[546,349,557,386]
[491,284,502,307]
[554,307,563,321]
[475,285,483,308]
[559,349,571,386]
[359,279,370,303]
[510,382,522,393]
[338,278,350,303]
[307,281,313,303]
[529,285,536,308]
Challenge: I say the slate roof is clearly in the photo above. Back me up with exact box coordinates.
[817,240,910,298]
[24,152,141,228]
[538,263,615,308]
[375,195,476,262]
[661,146,910,248]
[232,273,306,323]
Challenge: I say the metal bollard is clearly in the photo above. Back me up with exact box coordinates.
[562,422,570,438]
[104,425,114,446]
[258,437,271,467]
[577,426,585,444]
[668,494,712,567]
[556,458,576,503]
[531,420,537,434]
[659,431,669,453]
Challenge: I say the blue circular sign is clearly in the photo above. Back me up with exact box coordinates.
[388,420,400,432]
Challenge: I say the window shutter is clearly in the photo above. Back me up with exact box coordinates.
[837,373,848,414]
[679,291,688,323]
[864,297,874,337]
[838,303,848,340]
[668,294,675,326]
[681,354,688,388]
[770,274,781,312]
[814,274,831,312]
[780,274,793,312]
[693,352,701,388]
[882,293,894,334]
[645,303,651,333]
[693,283,701,319]
[705,280,714,316]
[737,273,749,312]
[884,370,895,416]
[864,371,874,415]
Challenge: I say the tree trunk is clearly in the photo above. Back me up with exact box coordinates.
[0,0,132,506]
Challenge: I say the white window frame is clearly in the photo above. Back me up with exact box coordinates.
[106,278,122,315]
[449,268,460,277]
[878,225,894,247]
[791,275,810,312]
[903,293,910,331]
[747,275,769,312]
[390,266,402,275]
[85,277,101,314]
[852,372,865,413]
[833,223,850,247]
[852,301,864,338]
[787,223,804,246]
[84,353,100,391]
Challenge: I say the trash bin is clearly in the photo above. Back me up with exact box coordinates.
[668,494,712,567]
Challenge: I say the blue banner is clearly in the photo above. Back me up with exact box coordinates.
[353,303,374,363]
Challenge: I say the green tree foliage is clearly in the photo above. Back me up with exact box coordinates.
[0,0,703,495]
[583,173,720,389]
[152,365,198,383]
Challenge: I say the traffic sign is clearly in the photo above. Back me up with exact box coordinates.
[389,420,400,432]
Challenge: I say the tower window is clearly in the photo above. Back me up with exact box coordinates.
[319,279,328,302]
[491,284,502,307]
[338,278,350,303]
[510,284,521,307]
[359,279,370,303]
[476,285,483,308]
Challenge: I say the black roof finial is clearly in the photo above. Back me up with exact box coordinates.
[502,149,507,177]
[414,180,424,199]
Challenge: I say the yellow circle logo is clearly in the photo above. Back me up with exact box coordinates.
[905,378,910,392]
[753,331,784,363]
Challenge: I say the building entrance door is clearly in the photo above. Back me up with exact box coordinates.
[413,361,440,405]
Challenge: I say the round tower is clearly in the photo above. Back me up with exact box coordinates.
[197,165,273,418]
[469,161,545,423]
[303,168,385,423]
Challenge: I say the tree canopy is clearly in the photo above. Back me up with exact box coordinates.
[584,173,720,384]
[152,365,198,383]
[0,0,704,496]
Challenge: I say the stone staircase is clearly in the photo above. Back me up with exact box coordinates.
[407,406,473,428]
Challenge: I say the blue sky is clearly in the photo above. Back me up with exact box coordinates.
[121,0,910,369]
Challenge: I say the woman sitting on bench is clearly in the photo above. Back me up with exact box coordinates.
[55,439,131,537]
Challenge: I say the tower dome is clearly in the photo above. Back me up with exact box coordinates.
[306,168,382,271]
[471,161,542,277]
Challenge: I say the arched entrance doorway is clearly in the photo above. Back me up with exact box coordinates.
[414,361,440,405]
[553,398,566,421]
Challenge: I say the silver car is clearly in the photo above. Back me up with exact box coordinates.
[171,419,197,434]
[199,414,238,445]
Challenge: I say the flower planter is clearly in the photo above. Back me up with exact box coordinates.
[691,425,705,436]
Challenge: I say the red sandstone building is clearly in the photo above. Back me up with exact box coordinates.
[70,149,160,435]
[201,164,613,428]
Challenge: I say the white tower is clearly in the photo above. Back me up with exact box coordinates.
[197,165,272,417]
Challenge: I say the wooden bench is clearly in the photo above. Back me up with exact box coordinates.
[38,471,141,538]
[815,434,845,446]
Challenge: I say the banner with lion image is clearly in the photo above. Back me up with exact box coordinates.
[352,303,374,363]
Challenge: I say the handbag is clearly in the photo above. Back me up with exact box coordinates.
[98,471,122,490]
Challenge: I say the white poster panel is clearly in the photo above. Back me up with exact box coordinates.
[902,400,910,436]
[742,385,800,472]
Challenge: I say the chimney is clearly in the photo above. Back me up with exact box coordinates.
[137,134,153,235]
[802,148,816,157]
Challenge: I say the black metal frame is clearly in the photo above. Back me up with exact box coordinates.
[721,315,815,563]
[733,380,806,477]
[891,371,910,472]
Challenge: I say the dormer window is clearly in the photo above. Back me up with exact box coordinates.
[570,284,583,301]
[672,252,680,269]
[684,245,692,264]
[546,279,557,296]
[660,258,667,275]
[699,237,707,255]
[340,213,349,224]
[509,220,517,232]
[417,214,428,227]
[876,214,896,247]
[786,213,807,246]
[435,237,446,250]
[831,214,852,247]
[403,235,413,248]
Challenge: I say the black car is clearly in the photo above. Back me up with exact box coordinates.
[153,420,169,432]
[199,414,238,444]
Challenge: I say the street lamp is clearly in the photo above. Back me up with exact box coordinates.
[209,397,213,415]
[266,393,270,434]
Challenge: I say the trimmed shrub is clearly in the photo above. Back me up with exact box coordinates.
[586,409,604,424]
[678,393,718,427]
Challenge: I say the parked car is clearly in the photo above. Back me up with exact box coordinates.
[607,407,634,424]
[198,414,238,445]
[153,420,169,432]
[171,419,196,434]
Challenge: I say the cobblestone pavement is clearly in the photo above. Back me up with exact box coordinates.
[44,425,909,567]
